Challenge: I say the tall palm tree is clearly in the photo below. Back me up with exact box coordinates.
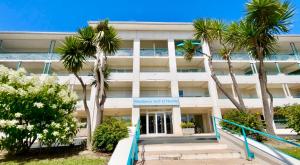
[56,36,93,149]
[236,0,294,134]
[92,20,120,126]
[181,19,247,112]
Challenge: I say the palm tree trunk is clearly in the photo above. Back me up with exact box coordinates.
[208,56,245,111]
[226,56,246,112]
[100,92,106,123]
[94,59,102,127]
[257,57,275,135]
[74,73,92,149]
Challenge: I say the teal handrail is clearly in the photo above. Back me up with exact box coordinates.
[127,119,140,165]
[212,116,300,161]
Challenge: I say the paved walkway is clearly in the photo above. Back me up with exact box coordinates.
[137,159,260,165]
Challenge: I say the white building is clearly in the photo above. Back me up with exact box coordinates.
[0,21,300,137]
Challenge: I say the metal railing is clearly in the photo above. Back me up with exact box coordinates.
[127,119,140,165]
[212,116,300,161]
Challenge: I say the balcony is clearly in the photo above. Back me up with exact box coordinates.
[178,81,210,97]
[140,81,171,97]
[140,48,168,57]
[212,53,251,61]
[264,53,298,61]
[113,48,133,56]
[106,81,132,98]
[175,49,202,57]
[140,40,168,57]
[0,52,53,61]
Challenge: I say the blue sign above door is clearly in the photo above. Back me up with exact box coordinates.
[133,97,179,106]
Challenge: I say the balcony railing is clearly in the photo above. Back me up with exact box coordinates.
[175,49,203,57]
[140,48,168,56]
[212,53,251,61]
[112,48,133,56]
[0,52,54,60]
[264,54,298,61]
[177,68,205,72]
[110,69,133,73]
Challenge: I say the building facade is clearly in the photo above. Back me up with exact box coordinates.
[0,21,300,136]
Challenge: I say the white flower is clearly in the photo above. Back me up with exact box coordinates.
[17,125,25,129]
[27,124,34,131]
[51,104,57,109]
[33,102,44,108]
[18,89,27,96]
[65,127,70,131]
[43,129,48,134]
[6,120,18,126]
[52,131,59,136]
[0,120,6,127]
[15,113,22,118]
[54,123,60,128]
[0,84,16,94]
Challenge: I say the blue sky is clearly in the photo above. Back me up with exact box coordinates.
[0,0,299,33]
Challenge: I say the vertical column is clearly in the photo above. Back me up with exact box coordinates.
[168,38,182,135]
[132,38,140,126]
[202,41,222,119]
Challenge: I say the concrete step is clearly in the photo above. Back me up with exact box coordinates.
[139,143,228,152]
[140,135,217,145]
[137,159,261,165]
[138,149,242,161]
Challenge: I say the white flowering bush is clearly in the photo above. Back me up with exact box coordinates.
[0,65,78,154]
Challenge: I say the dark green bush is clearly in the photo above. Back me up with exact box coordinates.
[92,118,128,152]
[220,110,265,142]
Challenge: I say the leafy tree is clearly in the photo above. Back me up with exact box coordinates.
[0,66,78,154]
[275,104,300,133]
[235,0,294,134]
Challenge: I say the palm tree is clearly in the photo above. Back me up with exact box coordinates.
[236,0,294,134]
[56,36,93,149]
[181,19,247,112]
[92,20,120,126]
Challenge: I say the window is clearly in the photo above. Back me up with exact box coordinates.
[179,90,184,97]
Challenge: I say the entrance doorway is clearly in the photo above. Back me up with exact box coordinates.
[140,112,173,135]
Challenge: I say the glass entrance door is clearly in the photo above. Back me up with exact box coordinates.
[140,112,173,135]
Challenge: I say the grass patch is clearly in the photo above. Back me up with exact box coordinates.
[278,148,300,160]
[0,145,110,165]
[0,156,107,165]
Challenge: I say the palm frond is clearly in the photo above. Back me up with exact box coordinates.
[94,20,121,55]
[77,26,97,57]
[56,36,86,73]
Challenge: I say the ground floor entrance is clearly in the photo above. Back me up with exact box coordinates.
[140,111,173,135]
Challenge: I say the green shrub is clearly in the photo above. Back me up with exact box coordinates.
[92,118,128,152]
[220,110,264,142]
[0,66,78,154]
[181,122,195,128]
[275,104,300,133]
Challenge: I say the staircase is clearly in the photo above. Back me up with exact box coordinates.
[136,142,260,165]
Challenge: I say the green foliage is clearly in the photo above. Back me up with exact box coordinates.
[220,110,264,142]
[275,104,300,133]
[181,122,195,128]
[0,66,78,154]
[92,118,128,152]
